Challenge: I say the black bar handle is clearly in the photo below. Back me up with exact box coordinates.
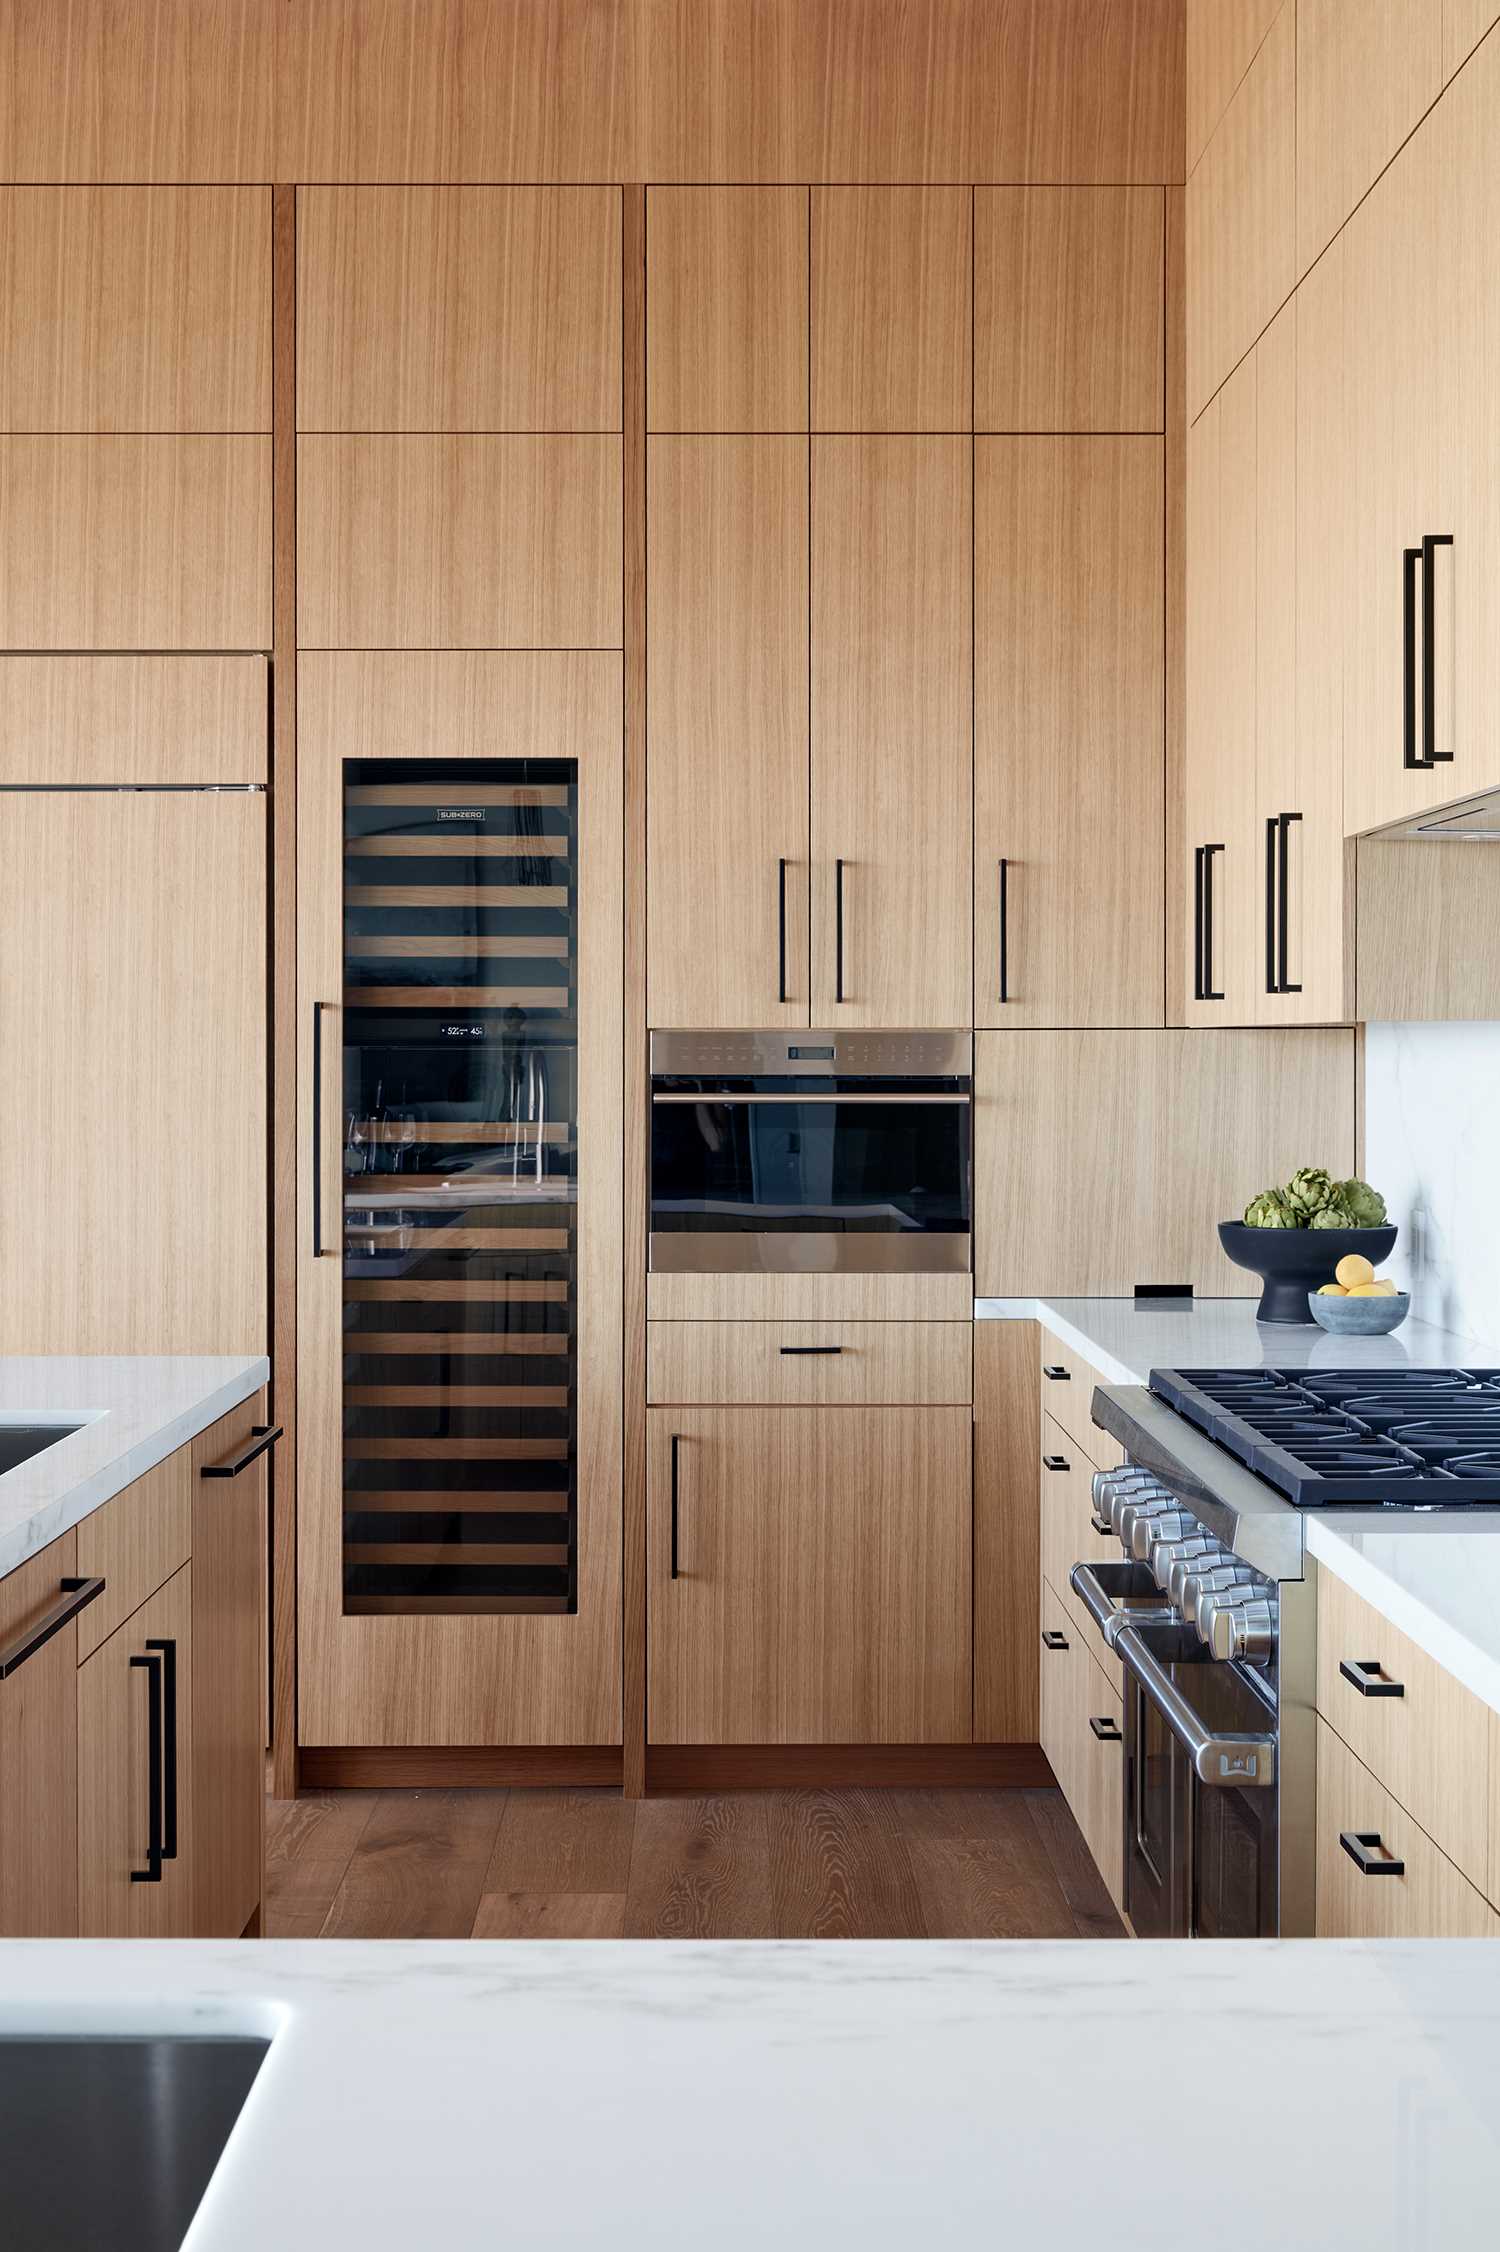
[1403,545,1423,768]
[130,1651,164,1884]
[1422,533,1454,763]
[1089,1715,1123,1743]
[146,1637,179,1862]
[1202,844,1224,1001]
[1277,813,1302,995]
[1042,1454,1069,1472]
[312,1000,329,1257]
[1340,1830,1405,1878]
[1192,845,1206,1001]
[834,858,846,1003]
[1089,1512,1113,1536]
[200,1423,282,1480]
[1339,1656,1405,1699]
[1042,1365,1070,1381]
[777,858,788,1004]
[998,857,1009,1004]
[1041,1629,1069,1652]
[669,1434,680,1581]
[0,1576,105,1679]
[1264,817,1279,994]
[779,1344,844,1356]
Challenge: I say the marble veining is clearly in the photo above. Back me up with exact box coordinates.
[0,1356,269,1581]
[1,1939,1497,2249]
[1364,1019,1500,1354]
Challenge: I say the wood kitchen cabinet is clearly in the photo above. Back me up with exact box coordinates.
[974,1320,1040,1745]
[78,1564,195,1939]
[1185,0,1294,423]
[647,1407,971,1745]
[0,1533,85,1936]
[811,189,971,433]
[1295,0,1443,279]
[191,1397,270,1940]
[976,434,1164,1028]
[646,188,808,435]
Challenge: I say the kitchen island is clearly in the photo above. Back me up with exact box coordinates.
[2,1936,1497,2249]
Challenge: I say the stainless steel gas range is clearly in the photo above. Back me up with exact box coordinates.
[1074,1365,1500,1939]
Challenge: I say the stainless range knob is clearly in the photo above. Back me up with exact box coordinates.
[1200,1594,1278,1664]
[1168,1544,1228,1610]
[1148,1533,1216,1593]
[1116,1493,1174,1549]
[1179,1563,1253,1625]
[1129,1507,1194,1561]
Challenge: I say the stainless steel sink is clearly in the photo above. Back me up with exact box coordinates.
[0,2035,269,2251]
[0,1422,82,1475]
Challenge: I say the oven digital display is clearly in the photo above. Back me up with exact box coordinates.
[787,1046,835,1060]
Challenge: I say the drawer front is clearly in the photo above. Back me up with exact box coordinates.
[647,1321,972,1406]
[1317,1563,1491,1890]
[77,1563,195,1940]
[74,1442,193,1664]
[1038,1331,1112,1466]
[1077,1645,1125,1911]
[1316,1718,1497,1939]
[1038,1579,1083,1806]
[1039,1413,1122,1691]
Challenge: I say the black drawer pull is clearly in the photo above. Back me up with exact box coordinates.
[1089,1512,1113,1536]
[145,1637,179,1862]
[779,1345,843,1357]
[669,1434,681,1581]
[1042,1365,1070,1381]
[1089,1715,1122,1743]
[200,1423,282,1479]
[1042,1454,1069,1472]
[130,1650,164,1885]
[1041,1629,1069,1652]
[0,1576,105,1679]
[1340,1657,1405,1699]
[1340,1830,1405,1878]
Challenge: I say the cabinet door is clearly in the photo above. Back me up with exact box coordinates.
[975,188,1164,435]
[1185,2,1295,420]
[811,437,971,1026]
[1296,0,1442,279]
[78,1566,194,1939]
[646,188,808,435]
[974,1320,1039,1745]
[976,435,1163,1028]
[811,189,971,433]
[192,1394,268,1938]
[647,1407,971,1745]
[0,1532,81,1936]
[647,437,810,1025]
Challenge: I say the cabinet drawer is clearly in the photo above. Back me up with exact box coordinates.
[1038,1331,1113,1467]
[1316,1718,1498,1938]
[1317,1564,1491,1890]
[648,1322,971,1406]
[77,1564,195,1939]
[1038,1579,1124,1909]
[1039,1414,1122,1691]
[74,1444,193,1664]
[1038,1579,1082,1805]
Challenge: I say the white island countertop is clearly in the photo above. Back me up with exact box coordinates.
[980,1296,1500,1716]
[0,1355,269,1581]
[3,1937,1499,2250]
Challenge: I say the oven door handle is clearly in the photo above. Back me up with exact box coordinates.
[1068,1560,1164,1651]
[1113,1624,1277,1788]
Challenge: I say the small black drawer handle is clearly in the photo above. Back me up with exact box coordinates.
[1089,1512,1113,1536]
[201,1423,283,1479]
[1041,1629,1069,1652]
[1340,1830,1405,1878]
[0,1576,105,1680]
[1089,1714,1122,1743]
[1339,1657,1405,1699]
[779,1346,844,1357]
[1042,1365,1070,1381]
[1042,1454,1069,1472]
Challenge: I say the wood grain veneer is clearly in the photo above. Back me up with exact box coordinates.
[1296,0,1442,280]
[0,1529,80,1936]
[646,188,808,433]
[811,188,971,432]
[1185,2,1294,421]
[1186,0,1284,174]
[647,1322,972,1407]
[77,1564,195,1938]
[74,1447,193,1665]
[191,1393,268,1937]
[975,188,1164,433]
[0,655,265,783]
[1316,1717,1498,1938]
[974,1319,1041,1745]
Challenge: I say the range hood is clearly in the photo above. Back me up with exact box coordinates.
[1368,788,1500,840]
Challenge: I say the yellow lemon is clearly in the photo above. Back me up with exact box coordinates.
[1317,1283,1349,1296]
[1371,1278,1399,1297]
[1348,1283,1384,1297]
[1335,1254,1375,1288]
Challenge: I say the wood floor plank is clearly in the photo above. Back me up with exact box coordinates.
[908,1836,1079,1938]
[1023,1788,1125,1939]
[471,1891,626,1938]
[766,1789,929,1939]
[320,1789,509,1940]
[263,1789,378,1938]
[481,1789,636,1896]
[624,1795,774,1938]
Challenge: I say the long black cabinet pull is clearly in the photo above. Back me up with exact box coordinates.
[146,1637,179,1862]
[1263,818,1278,994]
[201,1424,282,1480]
[130,1650,164,1884]
[669,1434,681,1581]
[1277,813,1302,994]
[1340,1830,1405,1878]
[1201,844,1225,1001]
[1192,846,1206,1001]
[311,1000,330,1257]
[997,858,1010,1004]
[1089,1715,1122,1743]
[1339,1656,1405,1699]
[1403,545,1423,768]
[777,858,788,1004]
[779,1345,843,1356]
[1041,1629,1069,1652]
[0,1576,105,1679]
[834,858,846,1003]
[1422,533,1454,764]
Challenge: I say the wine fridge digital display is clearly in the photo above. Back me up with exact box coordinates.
[338,757,578,1618]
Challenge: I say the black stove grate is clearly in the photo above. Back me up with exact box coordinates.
[1149,1367,1500,1505]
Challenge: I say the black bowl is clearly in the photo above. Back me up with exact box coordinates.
[1218,1221,1398,1325]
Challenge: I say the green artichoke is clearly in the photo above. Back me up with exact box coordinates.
[1243,1188,1295,1228]
[1333,1176,1387,1228]
[1309,1201,1359,1230]
[1284,1166,1335,1219]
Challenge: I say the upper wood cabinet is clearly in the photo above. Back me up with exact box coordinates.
[1186,0,1285,173]
[1446,0,1500,77]
[975,188,1164,433]
[976,435,1164,1028]
[811,189,971,432]
[0,655,266,784]
[646,188,808,433]
[297,187,621,432]
[0,1532,82,1937]
[297,434,622,648]
[974,1027,1357,1295]
[1186,0,1294,421]
[811,436,971,1026]
[1296,0,1443,279]
[0,187,270,432]
[647,437,809,1026]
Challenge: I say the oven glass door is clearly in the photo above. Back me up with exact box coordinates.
[1124,1636,1278,1939]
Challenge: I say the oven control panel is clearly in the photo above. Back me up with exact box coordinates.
[1091,1465,1277,1664]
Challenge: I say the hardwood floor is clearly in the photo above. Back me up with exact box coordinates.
[265,1785,1123,1941]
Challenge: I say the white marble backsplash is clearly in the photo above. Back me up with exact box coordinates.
[1363,1020,1500,1354]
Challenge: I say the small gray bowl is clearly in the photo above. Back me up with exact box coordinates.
[1307,1289,1410,1336]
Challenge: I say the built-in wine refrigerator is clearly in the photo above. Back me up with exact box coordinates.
[298,654,621,1750]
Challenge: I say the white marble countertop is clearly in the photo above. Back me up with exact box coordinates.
[0,1356,269,1581]
[2,1937,1498,2249]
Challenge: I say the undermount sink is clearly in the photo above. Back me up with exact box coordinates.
[0,2035,269,2251]
[0,1422,83,1476]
